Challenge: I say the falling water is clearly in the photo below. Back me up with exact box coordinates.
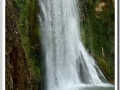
[38,0,113,90]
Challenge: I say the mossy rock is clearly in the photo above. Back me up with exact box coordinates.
[94,57,109,78]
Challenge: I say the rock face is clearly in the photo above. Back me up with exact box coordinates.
[79,0,114,83]
[6,0,38,89]
[95,2,106,18]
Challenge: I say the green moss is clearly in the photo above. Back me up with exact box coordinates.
[95,57,109,76]
[79,0,114,83]
[13,0,45,89]
[94,56,114,83]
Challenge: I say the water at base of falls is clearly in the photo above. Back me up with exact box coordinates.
[68,84,114,90]
[38,0,114,90]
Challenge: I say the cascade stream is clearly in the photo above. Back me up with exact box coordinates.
[39,0,113,90]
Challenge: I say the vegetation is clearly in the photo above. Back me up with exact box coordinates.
[13,0,45,89]
[79,0,115,83]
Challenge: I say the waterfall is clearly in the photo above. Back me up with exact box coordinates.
[38,0,111,90]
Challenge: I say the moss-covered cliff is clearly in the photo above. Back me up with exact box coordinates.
[6,0,45,89]
[79,0,114,83]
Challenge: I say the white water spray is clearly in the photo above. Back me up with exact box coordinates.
[38,0,111,90]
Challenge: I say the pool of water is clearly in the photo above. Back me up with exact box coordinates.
[68,84,114,90]
[79,86,114,90]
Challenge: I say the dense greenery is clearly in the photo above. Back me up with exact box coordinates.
[13,0,45,89]
[79,0,114,83]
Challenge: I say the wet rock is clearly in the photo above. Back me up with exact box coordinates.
[6,0,38,90]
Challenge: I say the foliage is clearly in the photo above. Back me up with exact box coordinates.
[13,0,45,89]
[79,0,114,83]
